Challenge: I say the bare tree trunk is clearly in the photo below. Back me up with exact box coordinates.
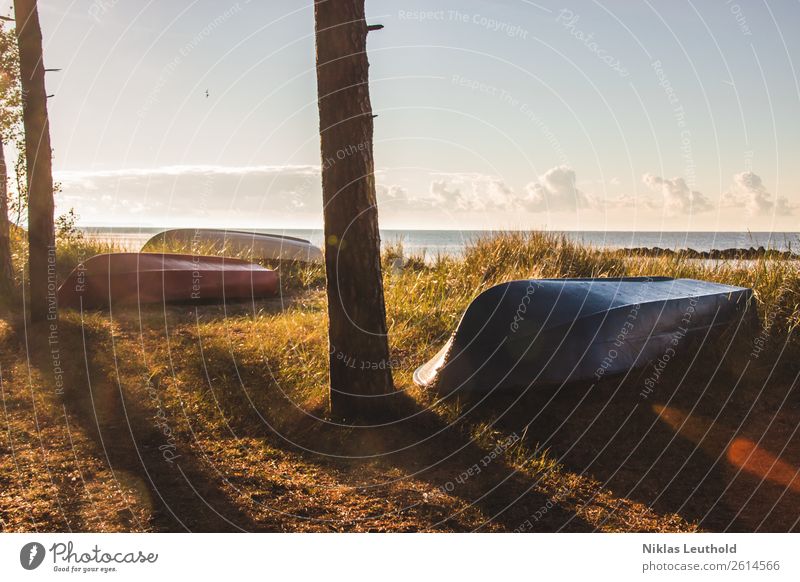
[314,0,394,420]
[14,0,55,322]
[0,139,13,288]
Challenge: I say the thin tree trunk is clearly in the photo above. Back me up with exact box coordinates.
[0,139,14,288]
[14,0,55,322]
[314,0,394,420]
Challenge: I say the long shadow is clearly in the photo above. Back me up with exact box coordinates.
[27,303,789,532]
[477,340,800,532]
[54,317,267,532]
[194,341,595,532]
[370,392,597,532]
[6,285,305,531]
[3,316,102,532]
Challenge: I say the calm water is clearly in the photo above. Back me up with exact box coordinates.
[83,227,800,256]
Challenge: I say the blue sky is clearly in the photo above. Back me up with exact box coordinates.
[5,0,799,230]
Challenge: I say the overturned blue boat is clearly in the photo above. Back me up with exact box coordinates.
[414,277,753,395]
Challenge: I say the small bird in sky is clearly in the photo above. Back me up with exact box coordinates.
[205,89,209,98]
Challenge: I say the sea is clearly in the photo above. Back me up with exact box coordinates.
[82,227,800,257]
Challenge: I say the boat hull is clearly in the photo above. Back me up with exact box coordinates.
[58,253,279,310]
[141,228,323,263]
[414,277,754,394]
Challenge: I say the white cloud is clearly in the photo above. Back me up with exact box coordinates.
[376,184,408,202]
[429,180,463,207]
[522,165,595,212]
[427,173,517,211]
[57,163,794,230]
[55,164,323,223]
[376,184,433,208]
[55,165,320,180]
[641,173,713,215]
[722,172,792,216]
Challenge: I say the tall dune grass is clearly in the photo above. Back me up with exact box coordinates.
[7,228,798,397]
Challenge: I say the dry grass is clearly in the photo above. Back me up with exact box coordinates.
[0,230,797,531]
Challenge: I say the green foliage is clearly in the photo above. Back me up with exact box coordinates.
[0,20,21,140]
[0,19,23,241]
[8,149,25,225]
[55,207,83,244]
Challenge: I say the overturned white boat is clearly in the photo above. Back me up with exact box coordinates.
[414,277,753,395]
[141,228,323,263]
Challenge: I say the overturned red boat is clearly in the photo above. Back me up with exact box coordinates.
[58,253,279,310]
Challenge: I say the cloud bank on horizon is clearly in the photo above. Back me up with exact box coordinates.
[54,163,794,230]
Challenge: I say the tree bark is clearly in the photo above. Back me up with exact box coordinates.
[0,139,14,288]
[314,0,394,420]
[14,0,55,322]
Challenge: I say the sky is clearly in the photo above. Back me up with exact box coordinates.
[3,0,799,231]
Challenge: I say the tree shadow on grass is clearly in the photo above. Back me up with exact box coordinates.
[476,344,800,532]
[0,318,85,531]
[192,341,595,532]
[51,316,267,532]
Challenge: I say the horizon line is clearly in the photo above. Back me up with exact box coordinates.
[76,225,800,235]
